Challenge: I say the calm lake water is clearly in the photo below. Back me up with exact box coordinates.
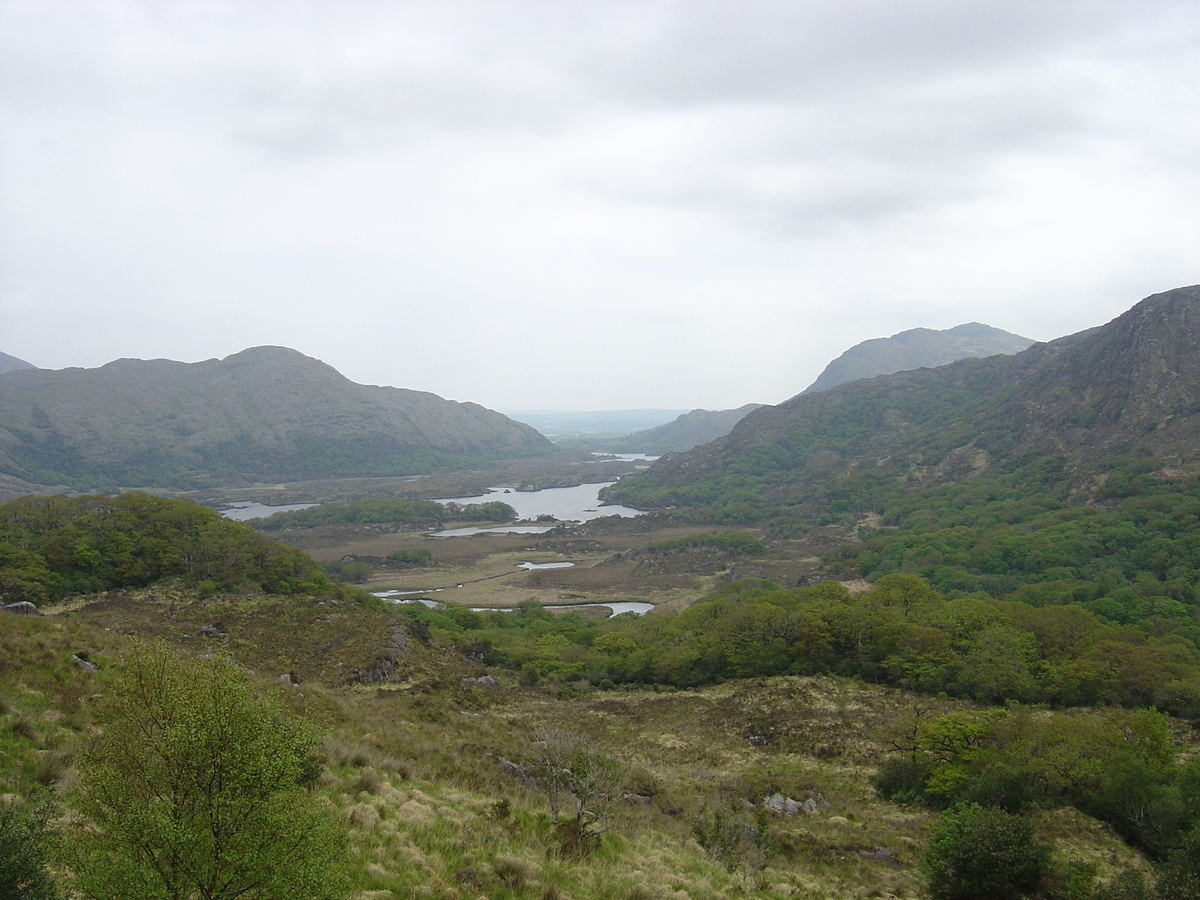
[220,501,318,521]
[377,596,654,617]
[441,482,641,522]
[432,482,642,536]
[220,481,643,529]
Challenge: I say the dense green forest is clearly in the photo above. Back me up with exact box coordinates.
[823,469,1200,632]
[0,492,335,603]
[611,453,1200,657]
[254,497,518,530]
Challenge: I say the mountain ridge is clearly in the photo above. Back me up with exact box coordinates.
[803,321,1035,394]
[0,346,555,491]
[0,351,36,375]
[615,403,767,454]
[604,285,1200,518]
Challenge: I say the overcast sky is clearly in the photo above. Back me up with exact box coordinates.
[2,1,1198,411]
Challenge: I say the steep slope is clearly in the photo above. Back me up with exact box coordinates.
[0,346,554,490]
[606,286,1200,519]
[803,322,1034,393]
[0,351,36,375]
[615,403,766,454]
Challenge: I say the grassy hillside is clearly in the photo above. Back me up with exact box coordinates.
[0,585,1158,900]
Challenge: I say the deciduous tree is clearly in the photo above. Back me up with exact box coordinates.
[65,644,348,900]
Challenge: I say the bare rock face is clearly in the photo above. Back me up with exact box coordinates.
[1,601,41,615]
[763,792,831,816]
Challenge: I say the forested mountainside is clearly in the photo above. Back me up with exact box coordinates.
[803,322,1035,394]
[607,286,1200,521]
[615,403,767,454]
[604,287,1200,631]
[0,346,555,491]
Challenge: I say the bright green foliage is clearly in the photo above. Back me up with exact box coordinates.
[397,573,1200,714]
[872,703,1196,855]
[0,492,331,603]
[921,803,1049,900]
[65,645,348,900]
[0,798,58,900]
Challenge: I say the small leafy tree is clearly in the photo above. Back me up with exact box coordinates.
[0,796,59,900]
[64,644,348,900]
[920,803,1049,900]
[522,727,625,847]
[563,746,625,846]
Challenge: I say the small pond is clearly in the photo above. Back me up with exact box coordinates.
[219,501,318,521]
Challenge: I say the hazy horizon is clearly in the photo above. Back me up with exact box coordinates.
[3,1,1197,409]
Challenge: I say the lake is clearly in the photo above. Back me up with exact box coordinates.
[432,481,642,537]
[218,481,643,531]
[220,501,318,521]
[376,595,654,617]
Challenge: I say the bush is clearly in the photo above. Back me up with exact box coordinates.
[691,796,768,874]
[0,798,59,900]
[920,803,1049,900]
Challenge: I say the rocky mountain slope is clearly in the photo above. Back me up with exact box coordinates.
[606,285,1200,517]
[803,322,1034,393]
[0,346,555,490]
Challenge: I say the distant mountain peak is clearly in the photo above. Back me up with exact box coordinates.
[0,351,36,375]
[617,403,767,455]
[803,322,1034,394]
[223,345,319,365]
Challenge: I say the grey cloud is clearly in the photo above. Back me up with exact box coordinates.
[568,68,1102,236]
[3,0,1198,408]
[556,0,1131,107]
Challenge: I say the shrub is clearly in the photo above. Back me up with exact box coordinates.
[920,803,1049,900]
[0,798,59,900]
